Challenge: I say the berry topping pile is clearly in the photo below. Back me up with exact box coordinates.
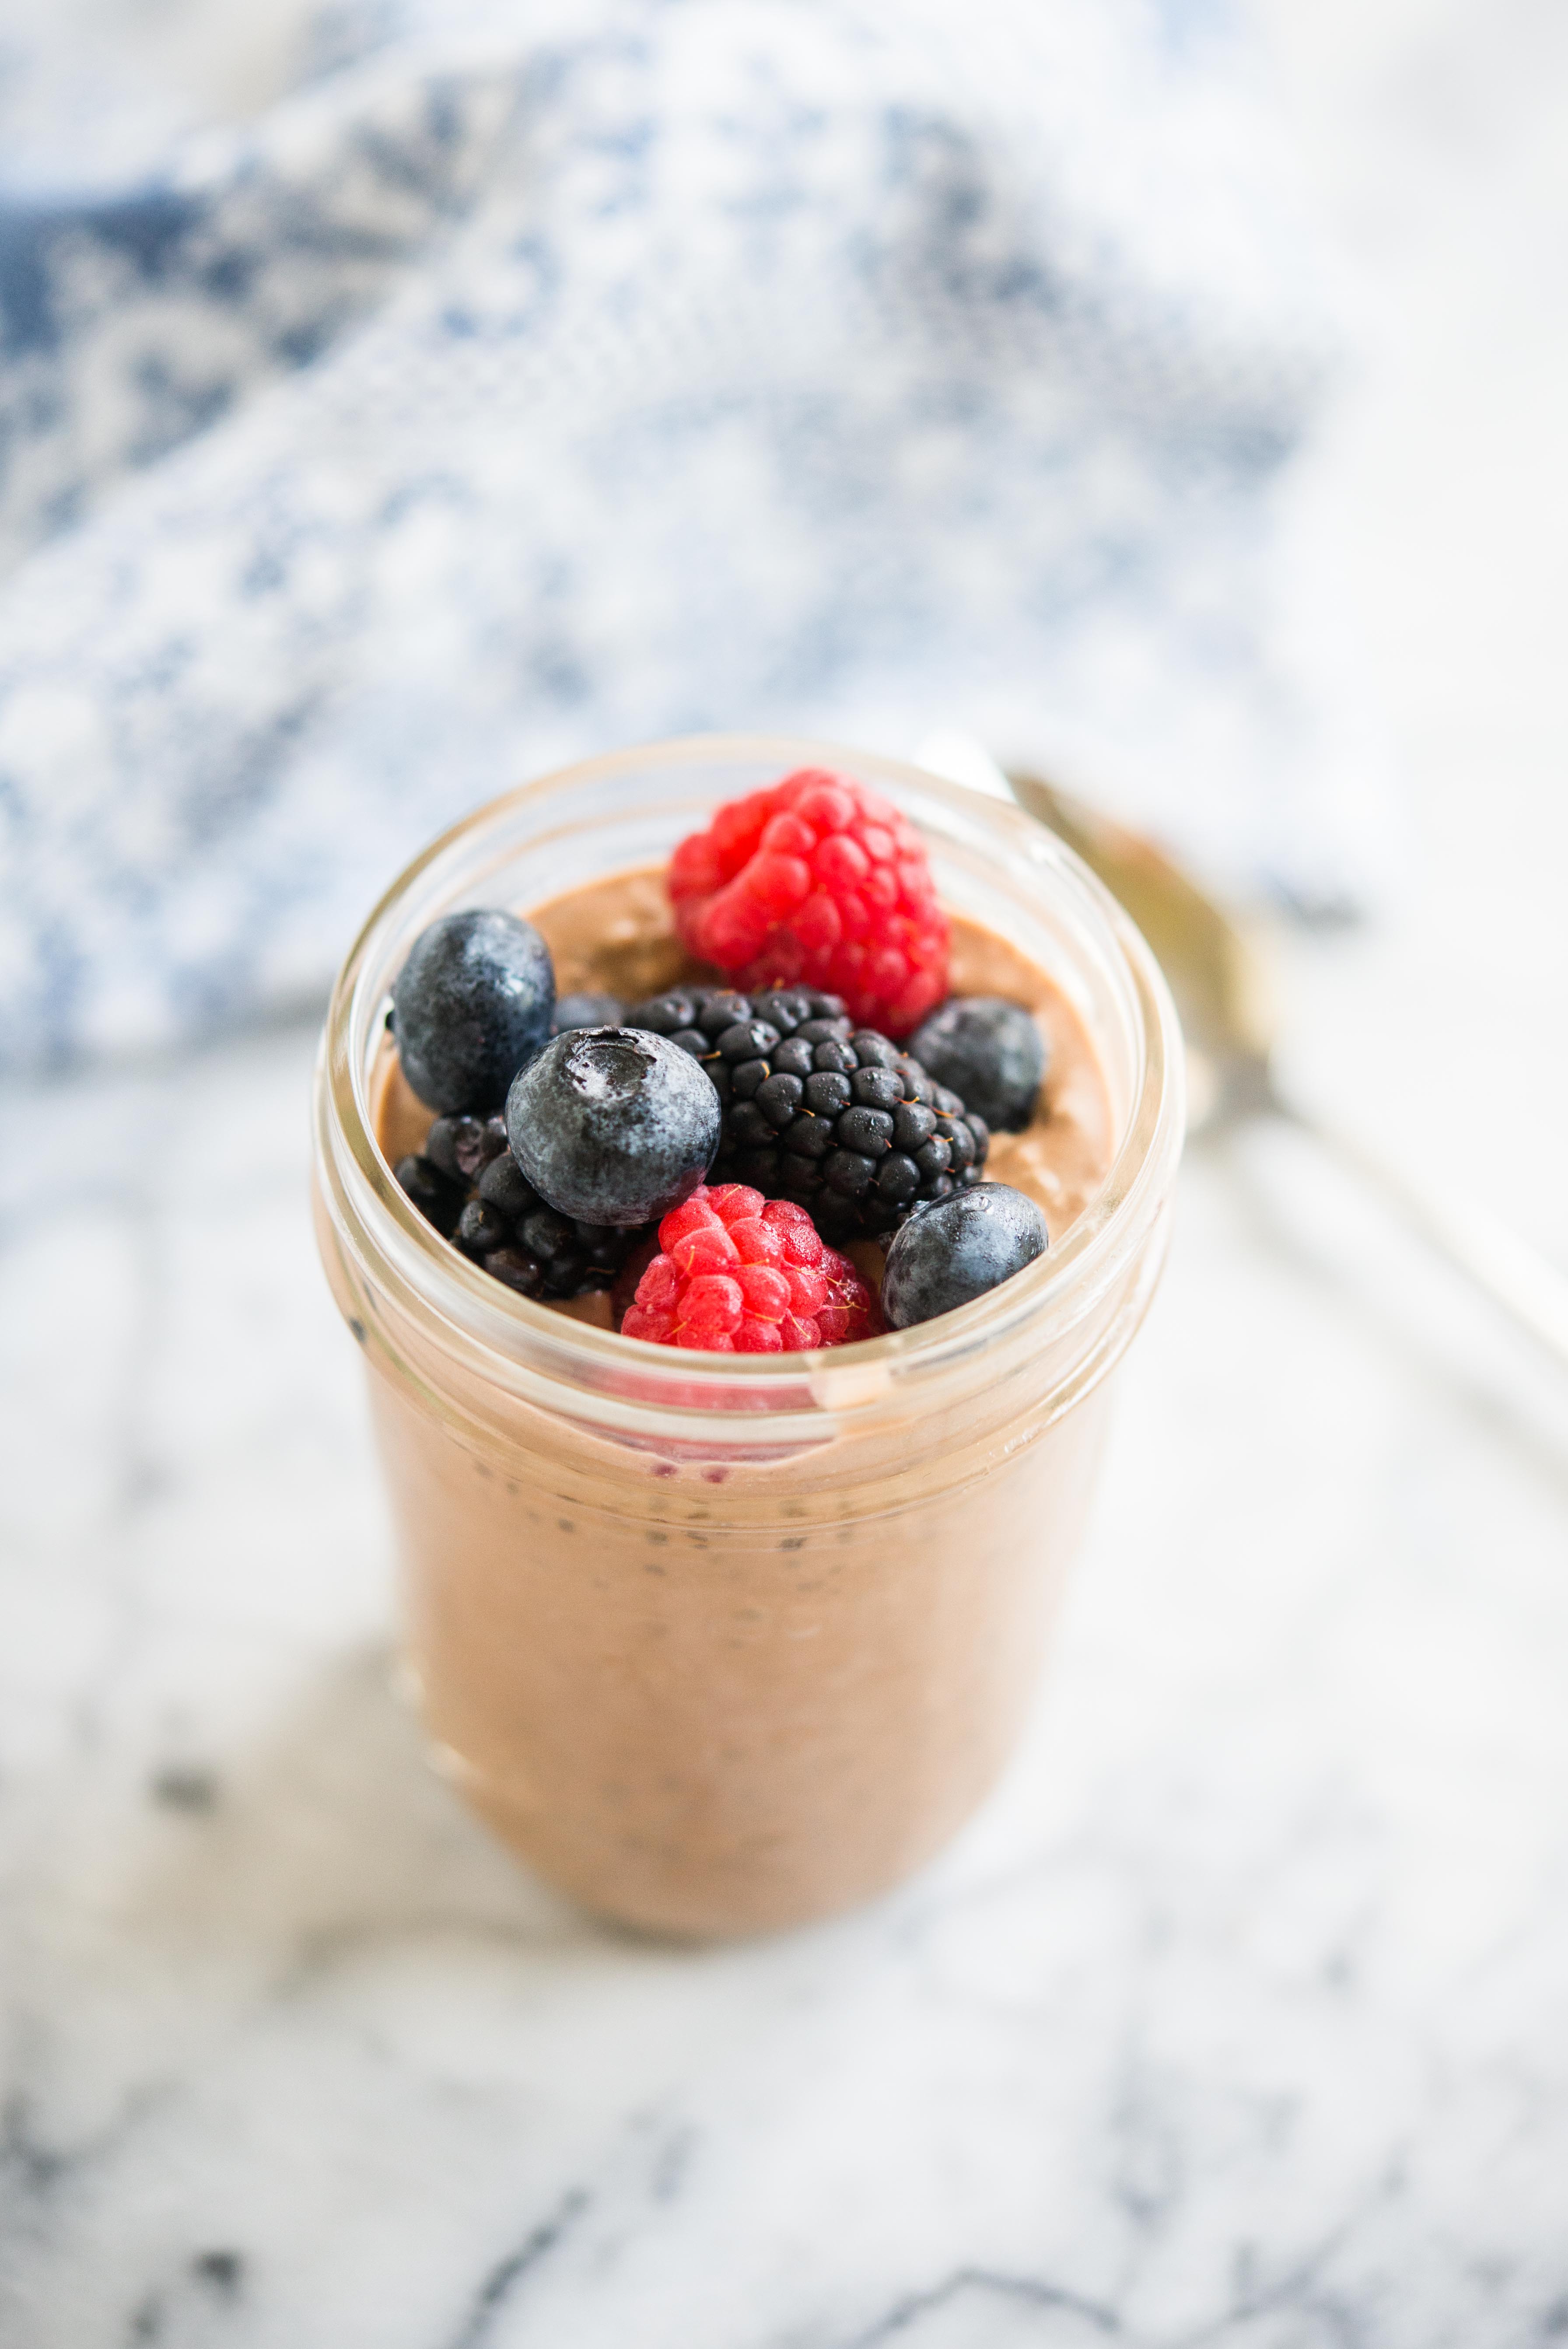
[628,983,989,1242]
[396,1113,646,1298]
[622,1186,882,1353]
[667,768,948,1036]
[384,765,1057,1347]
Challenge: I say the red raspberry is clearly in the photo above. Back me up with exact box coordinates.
[667,768,949,1038]
[620,1184,883,1353]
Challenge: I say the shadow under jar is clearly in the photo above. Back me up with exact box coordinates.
[312,736,1184,1937]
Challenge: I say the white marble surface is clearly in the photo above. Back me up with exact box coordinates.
[5,3,1568,2342]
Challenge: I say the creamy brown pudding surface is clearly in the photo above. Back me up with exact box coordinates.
[350,865,1120,1936]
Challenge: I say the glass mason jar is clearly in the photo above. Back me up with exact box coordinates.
[312,737,1183,1937]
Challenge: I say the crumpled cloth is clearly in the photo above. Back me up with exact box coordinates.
[0,0,1364,1070]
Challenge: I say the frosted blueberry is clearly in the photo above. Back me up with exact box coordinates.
[908,997,1046,1132]
[506,1027,721,1227]
[392,909,555,1113]
[880,1182,1048,1328]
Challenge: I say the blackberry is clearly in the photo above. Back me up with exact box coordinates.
[423,1110,509,1184]
[627,984,989,1242]
[396,1113,646,1299]
[392,1153,464,1238]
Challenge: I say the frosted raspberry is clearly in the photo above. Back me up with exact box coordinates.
[620,1184,883,1354]
[668,769,949,1037]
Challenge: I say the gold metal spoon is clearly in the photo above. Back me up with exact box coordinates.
[917,732,1568,1372]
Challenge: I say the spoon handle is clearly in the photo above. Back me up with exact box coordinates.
[1278,1094,1568,1372]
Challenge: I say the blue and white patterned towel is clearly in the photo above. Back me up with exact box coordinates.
[0,0,1368,1070]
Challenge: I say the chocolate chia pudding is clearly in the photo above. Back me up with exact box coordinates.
[313,741,1183,1936]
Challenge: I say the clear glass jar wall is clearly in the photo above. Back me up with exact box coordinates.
[313,738,1183,1935]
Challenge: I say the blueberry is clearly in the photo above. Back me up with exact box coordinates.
[908,998,1046,1133]
[392,909,555,1113]
[880,1182,1048,1328]
[554,991,625,1033]
[505,1027,721,1227]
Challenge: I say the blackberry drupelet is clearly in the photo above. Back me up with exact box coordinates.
[395,1112,647,1299]
[423,1110,509,1183]
[627,984,989,1241]
[392,1152,464,1238]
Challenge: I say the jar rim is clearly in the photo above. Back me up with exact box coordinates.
[314,733,1184,1426]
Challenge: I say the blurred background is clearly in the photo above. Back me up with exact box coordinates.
[2,3,1567,2342]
